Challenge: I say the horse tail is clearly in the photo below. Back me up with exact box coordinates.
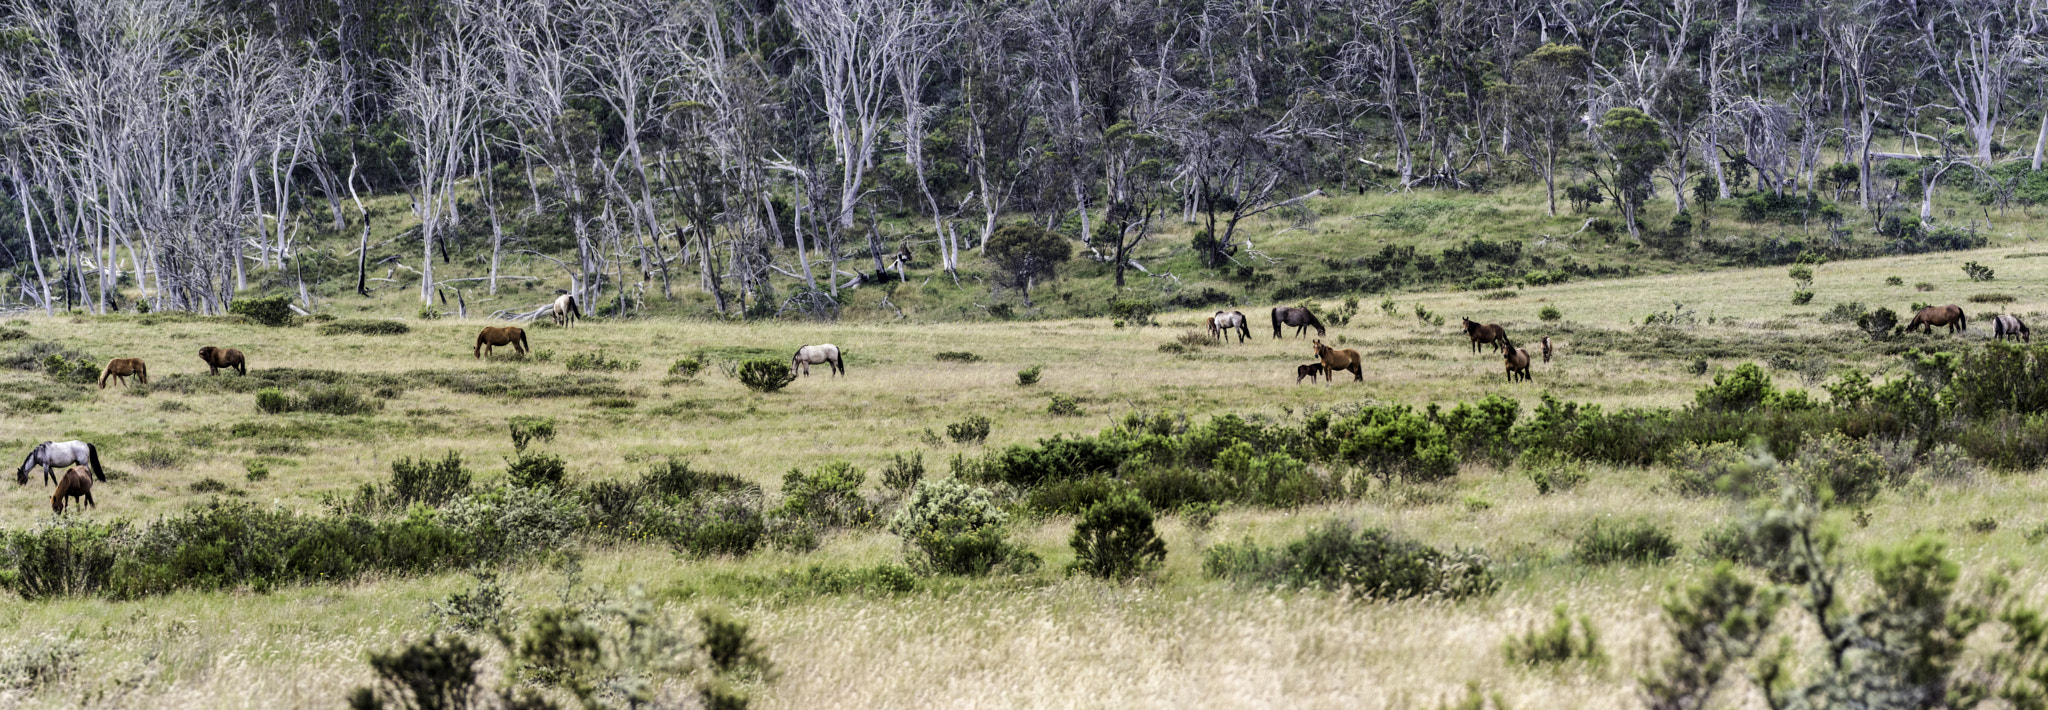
[1271,308,1283,338]
[136,360,147,384]
[87,443,103,483]
[519,330,530,352]
[567,296,581,319]
[1959,309,1968,332]
[835,349,846,375]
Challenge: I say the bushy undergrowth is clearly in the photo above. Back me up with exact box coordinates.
[735,358,796,393]
[1068,493,1166,580]
[1203,520,1496,600]
[888,478,1030,576]
[252,385,383,416]
[316,319,410,336]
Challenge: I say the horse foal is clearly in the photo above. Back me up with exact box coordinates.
[1296,363,1325,383]
[52,466,94,515]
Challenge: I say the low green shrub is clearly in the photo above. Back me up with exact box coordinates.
[641,458,752,500]
[390,452,471,507]
[947,415,992,444]
[888,479,1026,576]
[1573,519,1679,565]
[774,461,871,528]
[881,452,924,492]
[1047,394,1083,416]
[735,359,796,393]
[442,485,586,561]
[668,355,704,380]
[1504,605,1604,667]
[1538,305,1563,321]
[1202,520,1496,599]
[667,494,767,558]
[563,352,639,372]
[507,416,556,452]
[1068,493,1167,580]
[504,451,567,490]
[1017,365,1043,386]
[934,351,981,363]
[316,319,410,336]
[228,295,294,327]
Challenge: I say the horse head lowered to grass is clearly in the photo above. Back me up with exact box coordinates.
[18,441,104,486]
[475,326,530,359]
[793,344,844,377]
[1271,307,1326,339]
[1907,305,1967,335]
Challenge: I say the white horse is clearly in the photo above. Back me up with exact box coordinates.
[18,441,104,486]
[793,344,845,377]
[1210,310,1250,343]
[1996,314,2031,342]
[551,293,581,327]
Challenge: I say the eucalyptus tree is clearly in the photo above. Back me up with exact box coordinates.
[784,0,929,233]
[387,23,487,304]
[1499,44,1591,216]
[1912,0,2041,166]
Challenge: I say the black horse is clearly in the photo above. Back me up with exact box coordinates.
[1271,306,1327,338]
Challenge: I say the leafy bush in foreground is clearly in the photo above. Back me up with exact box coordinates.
[888,478,1025,576]
[1068,492,1166,580]
[735,358,796,393]
[1203,520,1496,599]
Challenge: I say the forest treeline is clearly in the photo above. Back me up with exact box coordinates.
[0,0,2044,317]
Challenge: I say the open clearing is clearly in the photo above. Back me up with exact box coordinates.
[2,245,2047,708]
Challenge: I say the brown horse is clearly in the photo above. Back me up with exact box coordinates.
[474,326,530,358]
[1502,337,1532,382]
[1541,336,1554,363]
[98,358,147,389]
[1310,339,1363,382]
[1996,314,2031,342]
[52,466,93,514]
[1461,317,1507,353]
[198,346,247,376]
[1271,306,1327,338]
[1296,363,1326,383]
[1907,305,1968,335]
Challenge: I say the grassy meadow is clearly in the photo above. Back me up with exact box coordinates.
[0,236,2046,708]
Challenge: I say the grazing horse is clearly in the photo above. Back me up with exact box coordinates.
[1996,314,2031,342]
[1271,307,1327,339]
[198,346,247,376]
[1907,305,1968,335]
[1295,363,1326,383]
[1310,339,1364,382]
[1502,337,1532,382]
[52,466,94,514]
[1461,317,1508,353]
[18,441,104,486]
[792,344,845,377]
[1210,311,1250,343]
[99,358,147,389]
[1541,336,1554,363]
[474,326,530,359]
[551,293,581,327]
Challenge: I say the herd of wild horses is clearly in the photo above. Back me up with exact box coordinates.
[15,294,2028,515]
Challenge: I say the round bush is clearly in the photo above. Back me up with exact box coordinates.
[736,358,796,393]
[1538,305,1563,322]
[255,388,292,414]
[228,295,294,327]
[888,479,1015,575]
[1068,493,1167,580]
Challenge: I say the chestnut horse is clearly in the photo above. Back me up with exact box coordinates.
[1502,337,1532,382]
[1271,307,1327,338]
[99,358,147,389]
[474,326,530,358]
[1907,305,1967,335]
[52,466,94,514]
[199,346,247,376]
[1995,314,2030,342]
[1461,317,1507,353]
[1310,339,1363,382]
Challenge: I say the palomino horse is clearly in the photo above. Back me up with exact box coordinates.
[1295,363,1326,383]
[1501,337,1532,382]
[551,293,581,327]
[99,358,147,389]
[1541,337,1554,363]
[1271,307,1327,338]
[1461,317,1507,353]
[1995,314,2031,342]
[1210,311,1250,343]
[793,344,845,377]
[18,441,104,485]
[1310,339,1363,382]
[474,326,530,358]
[52,466,94,514]
[1907,305,1967,335]
[199,346,246,376]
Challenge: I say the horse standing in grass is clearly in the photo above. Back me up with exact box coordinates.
[1541,337,1554,363]
[792,344,845,377]
[1271,307,1327,338]
[99,358,147,389]
[199,346,246,376]
[17,441,104,486]
[1501,337,1532,382]
[1295,363,1326,383]
[474,326,530,358]
[1996,314,2031,342]
[551,293,581,327]
[1907,305,1968,335]
[52,466,93,514]
[1311,339,1363,382]
[1461,317,1507,353]
[1210,310,1250,343]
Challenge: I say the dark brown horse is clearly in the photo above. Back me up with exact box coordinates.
[1462,317,1507,353]
[1271,307,1327,338]
[99,358,147,389]
[1996,314,2031,342]
[1296,363,1326,383]
[1907,305,1967,335]
[1311,339,1363,382]
[1502,337,1532,382]
[52,466,93,514]
[474,326,530,358]
[199,346,246,376]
